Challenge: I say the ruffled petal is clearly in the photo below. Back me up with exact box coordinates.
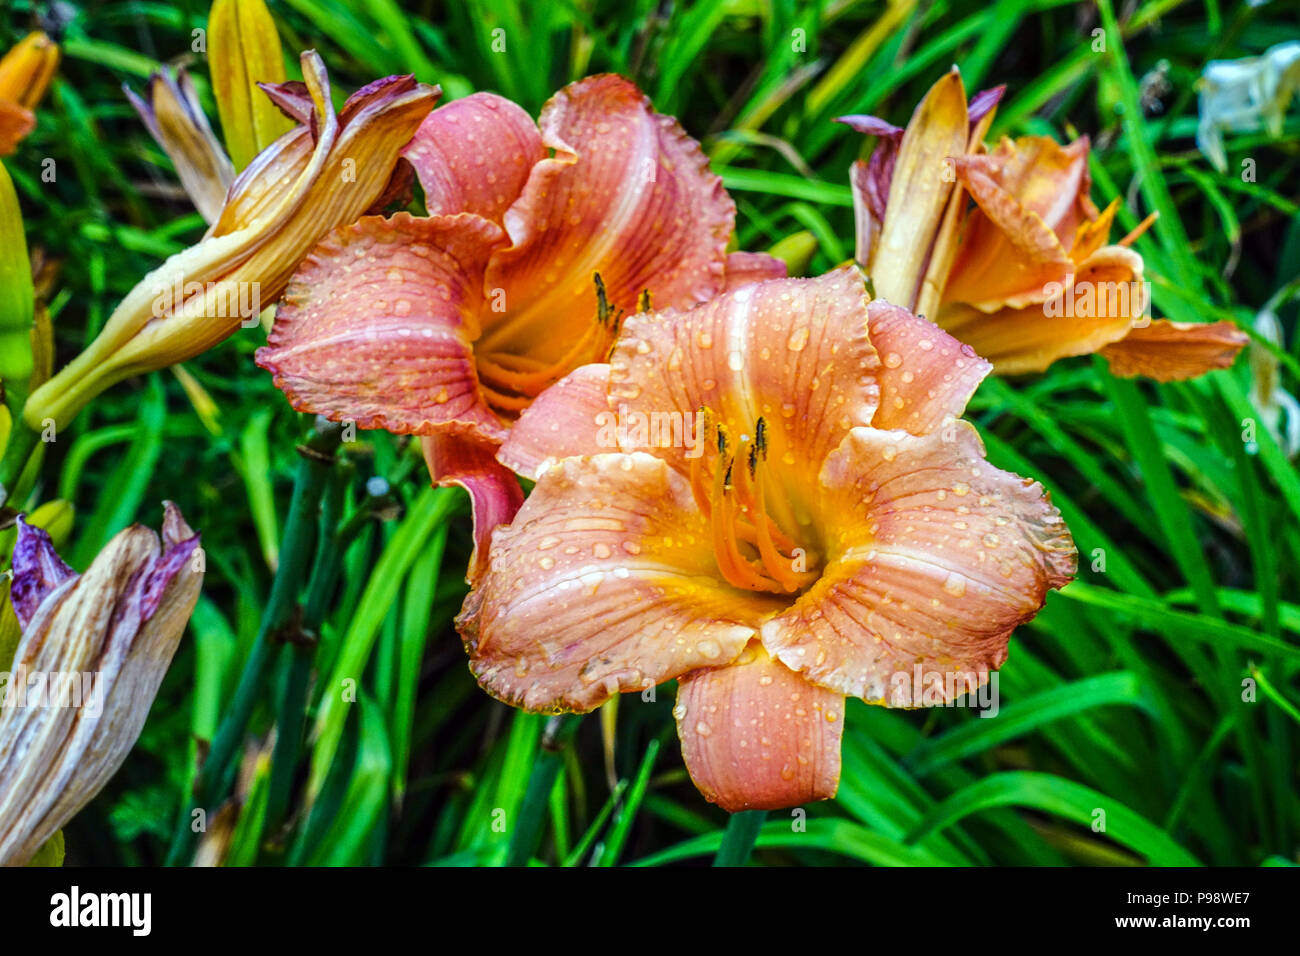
[1101,318,1249,382]
[608,268,879,492]
[422,433,523,582]
[476,74,734,368]
[867,300,990,435]
[936,246,1145,375]
[497,363,612,480]
[676,642,843,812]
[402,92,545,226]
[723,251,788,290]
[761,421,1075,704]
[459,453,782,713]
[256,211,508,440]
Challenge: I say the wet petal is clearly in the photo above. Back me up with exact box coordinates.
[608,268,879,488]
[460,453,781,713]
[867,300,990,435]
[422,433,523,583]
[761,421,1075,703]
[477,74,733,368]
[723,251,787,290]
[256,212,508,440]
[402,92,545,226]
[1101,319,1248,382]
[497,363,612,480]
[937,246,1145,375]
[676,642,842,812]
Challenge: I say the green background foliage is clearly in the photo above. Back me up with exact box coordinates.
[3,0,1298,865]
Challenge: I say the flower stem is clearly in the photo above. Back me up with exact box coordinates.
[0,416,39,511]
[505,714,582,866]
[165,417,343,865]
[713,809,766,867]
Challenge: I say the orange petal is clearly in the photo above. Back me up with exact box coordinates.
[937,245,1145,375]
[0,99,35,155]
[402,92,545,226]
[497,363,613,480]
[761,421,1075,704]
[608,268,879,491]
[871,69,968,310]
[459,453,782,713]
[675,642,843,812]
[723,251,788,290]
[1101,319,1249,382]
[476,74,734,367]
[256,211,508,440]
[867,299,990,435]
[986,136,1094,240]
[421,433,523,583]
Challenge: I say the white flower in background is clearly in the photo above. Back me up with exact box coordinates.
[1249,308,1300,459]
[1197,41,1300,172]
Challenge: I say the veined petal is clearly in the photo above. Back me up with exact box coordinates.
[476,74,734,367]
[676,642,843,812]
[402,92,545,225]
[722,251,788,290]
[459,453,781,713]
[937,246,1145,375]
[608,268,879,489]
[422,433,523,582]
[256,212,507,439]
[871,69,968,310]
[497,363,613,480]
[867,300,990,435]
[9,519,75,631]
[984,136,1094,240]
[1101,319,1248,381]
[761,421,1074,704]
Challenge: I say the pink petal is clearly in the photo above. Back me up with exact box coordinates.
[867,300,990,435]
[422,433,523,583]
[497,363,613,480]
[723,251,788,290]
[676,642,843,812]
[256,211,508,441]
[402,92,545,226]
[459,453,782,713]
[761,421,1075,704]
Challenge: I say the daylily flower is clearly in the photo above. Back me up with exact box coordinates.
[0,31,58,156]
[255,75,783,575]
[125,67,235,224]
[0,503,202,866]
[841,70,1247,380]
[461,269,1076,811]
[1197,41,1300,174]
[23,51,437,432]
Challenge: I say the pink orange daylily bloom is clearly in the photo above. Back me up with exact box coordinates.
[256,75,783,575]
[461,269,1076,812]
[841,69,1247,381]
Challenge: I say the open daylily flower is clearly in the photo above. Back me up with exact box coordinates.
[0,31,58,156]
[24,51,436,432]
[0,504,202,866]
[462,269,1075,811]
[255,75,782,575]
[841,70,1247,380]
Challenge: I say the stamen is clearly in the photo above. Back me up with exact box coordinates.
[710,449,779,592]
[1119,211,1158,247]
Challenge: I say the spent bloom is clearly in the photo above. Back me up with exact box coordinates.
[24,51,437,432]
[460,269,1075,811]
[840,69,1247,380]
[0,31,58,156]
[0,503,202,866]
[256,75,781,575]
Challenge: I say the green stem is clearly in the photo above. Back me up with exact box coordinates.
[713,810,766,867]
[505,714,582,866]
[165,417,342,866]
[0,415,38,511]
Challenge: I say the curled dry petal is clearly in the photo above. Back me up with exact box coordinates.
[0,503,202,866]
[1100,318,1249,382]
[676,642,843,812]
[125,67,235,224]
[24,52,438,431]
